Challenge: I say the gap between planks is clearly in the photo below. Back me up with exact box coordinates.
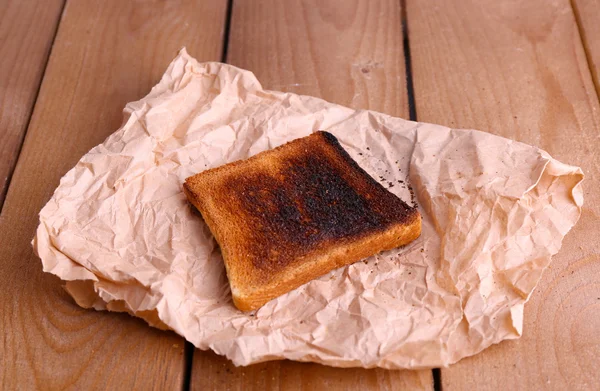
[0,0,66,213]
[401,0,418,122]
[182,0,234,389]
[569,0,600,103]
[402,0,441,390]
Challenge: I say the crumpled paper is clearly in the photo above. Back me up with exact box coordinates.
[33,48,583,369]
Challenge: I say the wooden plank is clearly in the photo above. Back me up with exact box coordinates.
[193,351,433,390]
[226,0,409,113]
[192,1,432,390]
[0,0,227,389]
[572,0,600,96]
[406,0,600,389]
[0,0,64,210]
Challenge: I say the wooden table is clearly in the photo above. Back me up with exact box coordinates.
[1,0,599,389]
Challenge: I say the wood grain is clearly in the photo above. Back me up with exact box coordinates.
[572,0,600,96]
[193,350,433,391]
[192,1,431,390]
[0,0,64,210]
[0,0,227,389]
[407,0,600,389]
[226,0,408,114]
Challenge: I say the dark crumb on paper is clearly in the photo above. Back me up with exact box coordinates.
[388,182,394,188]
[420,248,424,253]
[366,147,370,150]
[398,180,404,184]
[358,152,363,156]
[406,180,418,208]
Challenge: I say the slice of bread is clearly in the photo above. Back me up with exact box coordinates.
[184,131,421,311]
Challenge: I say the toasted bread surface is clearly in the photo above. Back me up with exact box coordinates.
[184,131,421,311]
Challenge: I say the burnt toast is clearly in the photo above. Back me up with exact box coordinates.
[183,131,421,311]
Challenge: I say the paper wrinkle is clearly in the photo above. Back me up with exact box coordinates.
[34,48,583,369]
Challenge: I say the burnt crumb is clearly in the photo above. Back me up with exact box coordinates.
[366,147,370,150]
[407,181,418,208]
[358,152,363,156]
[397,180,404,184]
[388,182,394,188]
[420,248,424,253]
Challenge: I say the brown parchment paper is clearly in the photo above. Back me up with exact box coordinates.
[33,49,583,369]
